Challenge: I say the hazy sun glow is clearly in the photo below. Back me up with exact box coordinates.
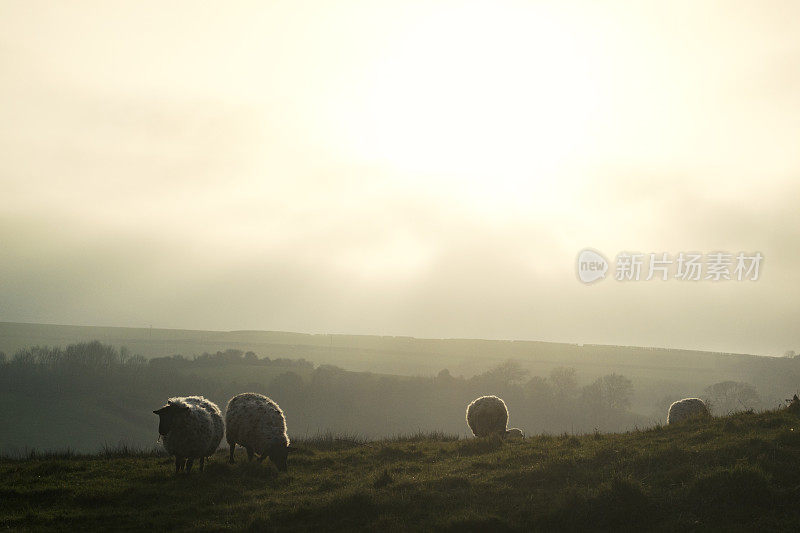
[1,0,799,355]
[343,3,609,201]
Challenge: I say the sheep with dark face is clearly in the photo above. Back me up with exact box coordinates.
[667,397,711,424]
[225,392,290,471]
[152,396,223,473]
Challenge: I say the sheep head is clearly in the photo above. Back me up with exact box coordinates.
[268,443,289,472]
[152,403,190,436]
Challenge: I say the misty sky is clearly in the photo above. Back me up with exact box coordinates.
[1,1,798,356]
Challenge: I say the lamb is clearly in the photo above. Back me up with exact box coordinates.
[466,395,523,439]
[225,392,290,471]
[667,397,711,424]
[152,395,224,473]
[504,427,525,440]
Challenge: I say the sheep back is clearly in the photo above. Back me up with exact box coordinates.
[225,392,289,455]
[466,395,509,437]
[667,398,710,424]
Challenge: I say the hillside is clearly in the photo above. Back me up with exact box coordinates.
[3,408,800,531]
[0,322,771,377]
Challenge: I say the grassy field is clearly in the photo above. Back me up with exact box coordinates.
[3,408,800,531]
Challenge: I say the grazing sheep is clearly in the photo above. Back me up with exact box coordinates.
[225,392,290,471]
[504,427,524,440]
[152,395,224,473]
[786,394,800,414]
[667,398,711,424]
[466,395,509,437]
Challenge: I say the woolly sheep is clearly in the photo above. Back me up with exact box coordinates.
[152,395,224,473]
[466,395,509,437]
[225,392,290,471]
[667,397,710,424]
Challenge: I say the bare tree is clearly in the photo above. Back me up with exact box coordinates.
[703,381,760,415]
[549,367,578,400]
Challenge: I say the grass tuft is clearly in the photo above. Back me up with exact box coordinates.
[456,435,504,456]
[373,468,393,489]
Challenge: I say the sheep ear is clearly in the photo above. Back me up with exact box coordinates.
[154,405,174,415]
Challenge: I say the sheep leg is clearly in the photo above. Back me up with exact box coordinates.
[199,457,205,472]
[246,447,254,461]
[228,442,236,464]
[186,458,194,473]
[174,456,184,474]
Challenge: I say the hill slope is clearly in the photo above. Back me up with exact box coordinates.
[3,408,800,531]
[0,321,774,378]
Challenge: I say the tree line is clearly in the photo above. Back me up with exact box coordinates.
[0,342,767,452]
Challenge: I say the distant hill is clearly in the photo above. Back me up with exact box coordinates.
[2,321,799,417]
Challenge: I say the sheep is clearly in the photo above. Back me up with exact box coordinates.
[667,397,710,424]
[504,427,525,440]
[786,394,800,413]
[466,395,510,437]
[152,395,224,473]
[225,392,290,471]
